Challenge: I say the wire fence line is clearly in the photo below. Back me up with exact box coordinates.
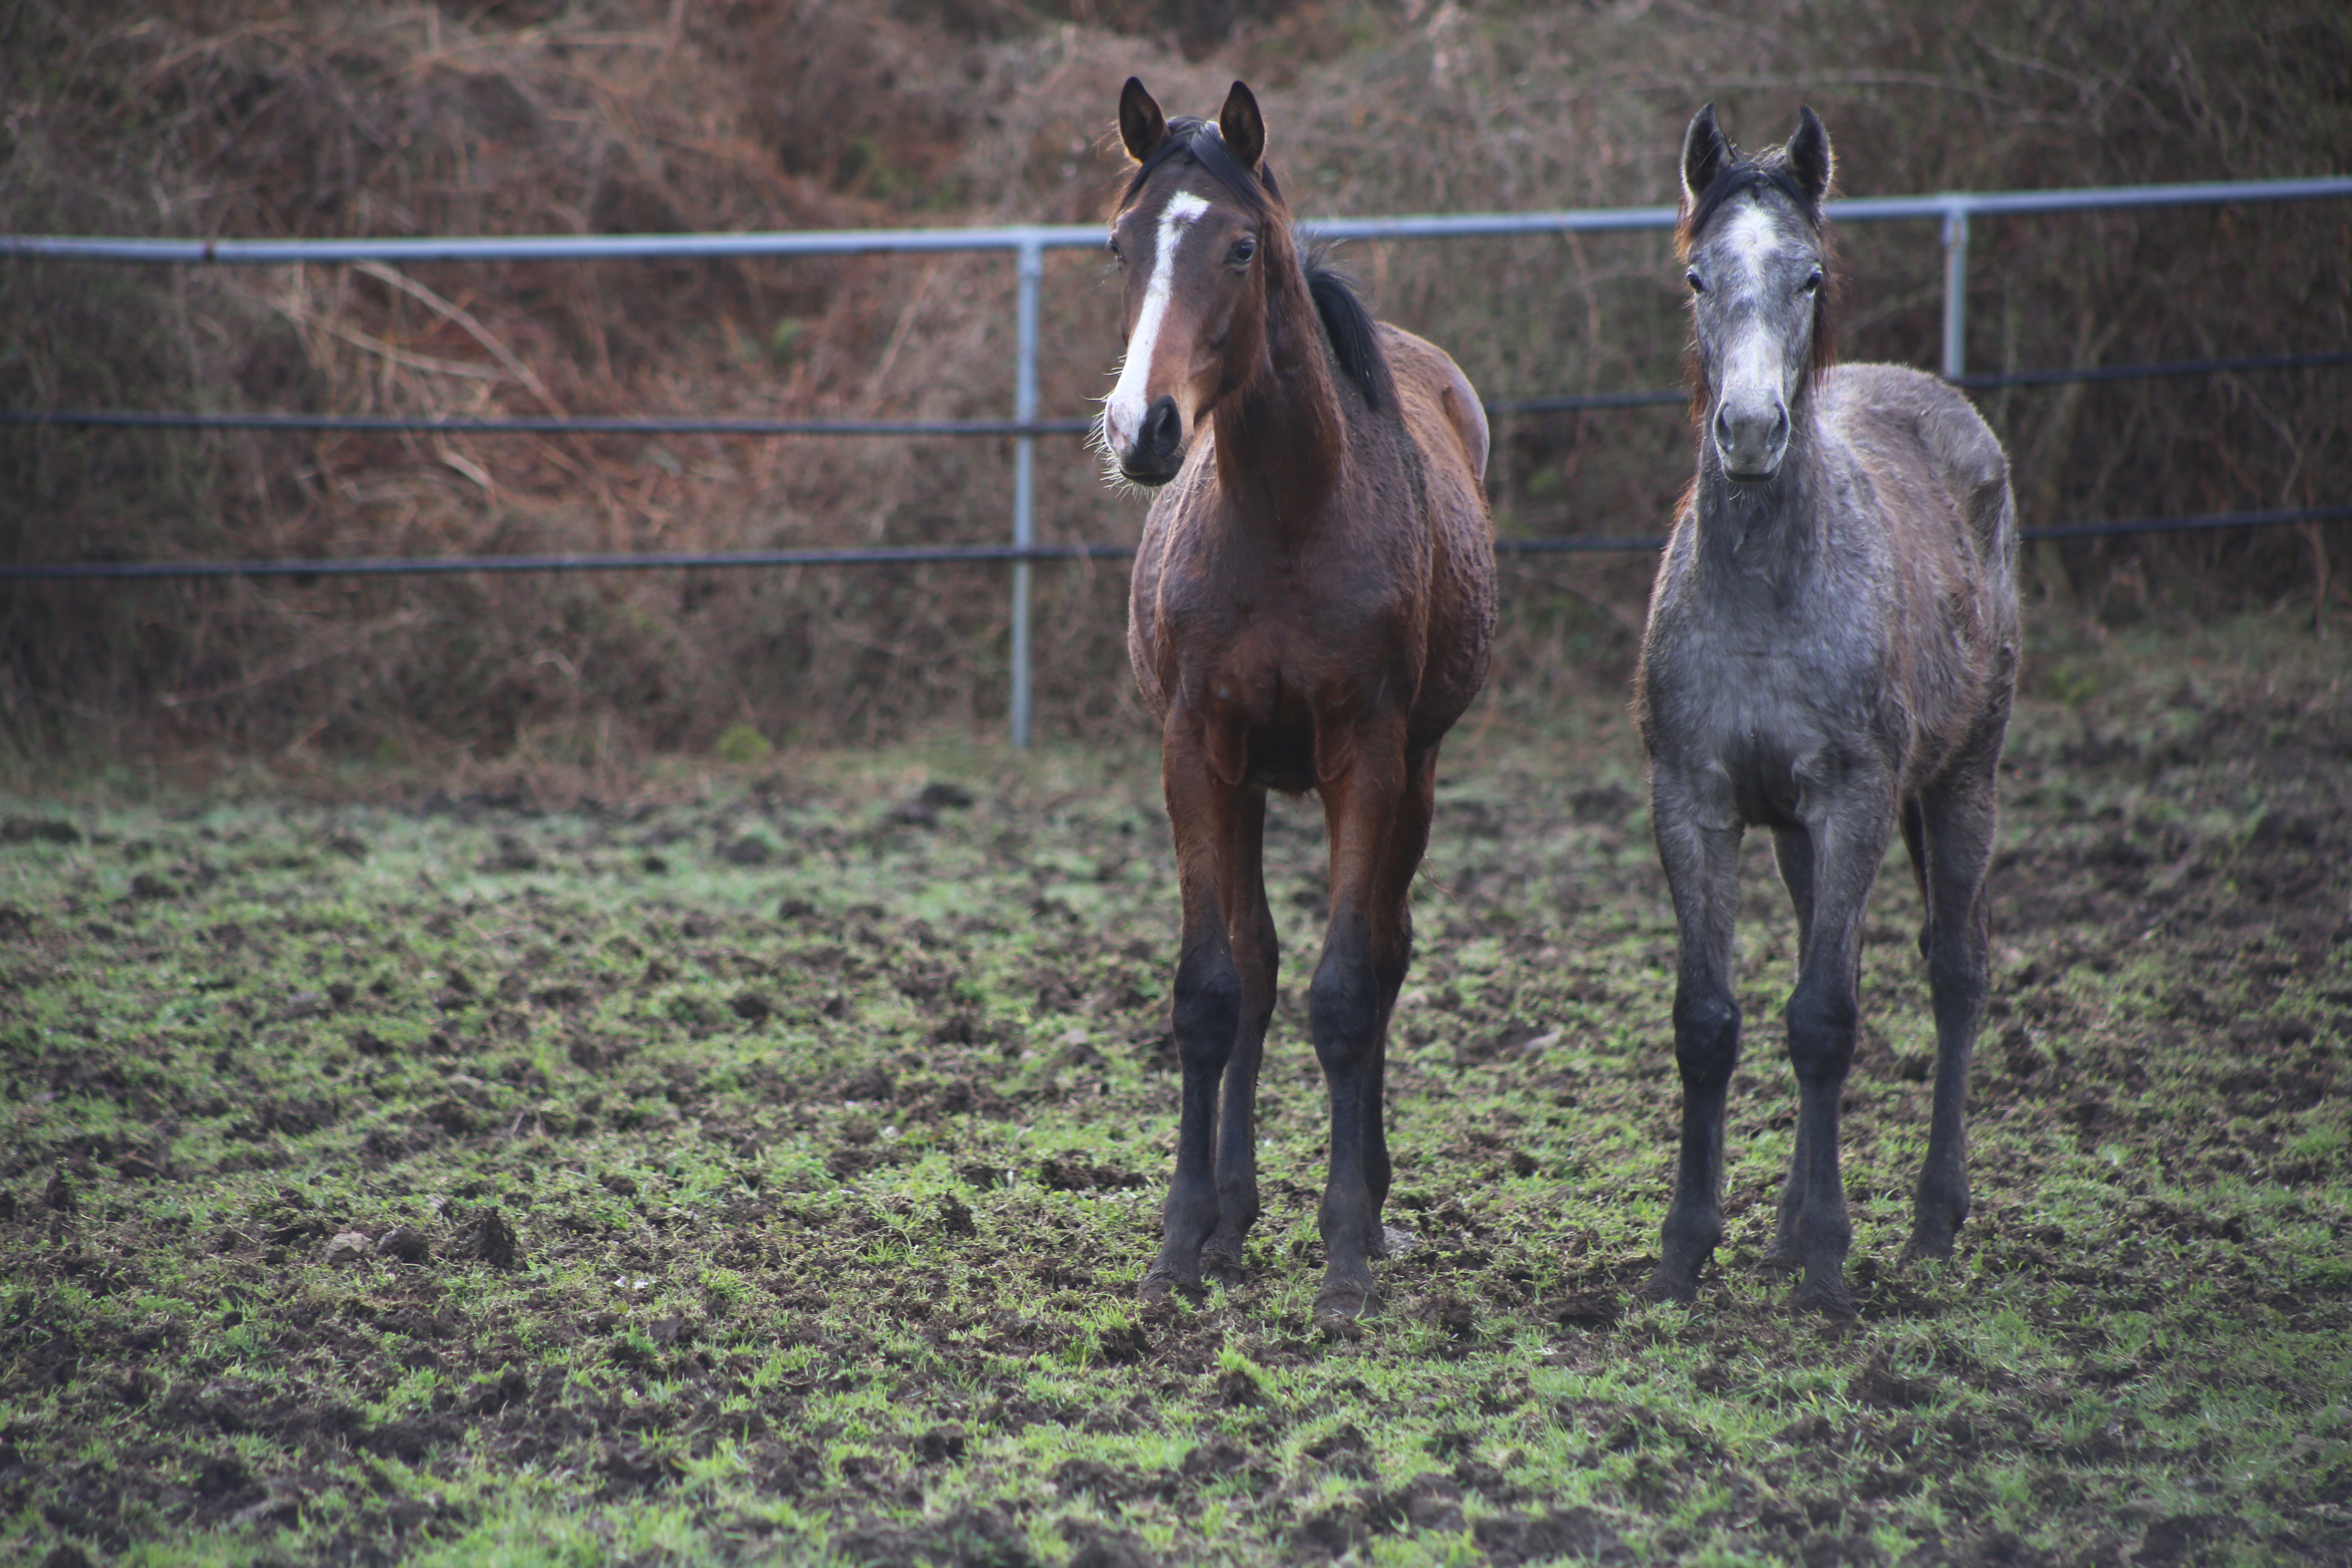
[10,349,2346,437]
[7,173,2350,741]
[10,507,2347,581]
[13,174,2352,268]
[0,411,1104,438]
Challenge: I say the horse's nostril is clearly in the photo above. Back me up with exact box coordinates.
[1713,408,1735,448]
[1143,396,1180,452]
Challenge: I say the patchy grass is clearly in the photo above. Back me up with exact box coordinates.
[1,617,2348,1567]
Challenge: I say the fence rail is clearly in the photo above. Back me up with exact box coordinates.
[10,506,2348,583]
[7,173,2350,742]
[8,349,2347,437]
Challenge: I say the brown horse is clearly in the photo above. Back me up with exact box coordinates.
[1099,78,1496,1327]
[1634,105,2020,1315]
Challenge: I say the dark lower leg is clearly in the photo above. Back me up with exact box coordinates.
[1305,744,1410,1325]
[1646,805,1744,1303]
[1310,920,1383,1321]
[1760,826,1813,1275]
[1205,800,1276,1281]
[1362,1030,1392,1217]
[1762,1115,1814,1273]
[1774,797,1892,1315]
[1361,758,1431,1231]
[1143,937,1238,1298]
[1143,742,1250,1303]
[1648,983,1740,1303]
[1908,792,1995,1262]
[1907,999,1976,1261]
[1203,1031,1263,1280]
[1358,922,1407,1236]
[1784,971,1858,1314]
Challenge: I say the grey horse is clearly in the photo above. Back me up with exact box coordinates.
[1633,103,2021,1315]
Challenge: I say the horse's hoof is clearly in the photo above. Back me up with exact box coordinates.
[1787,1277,1857,1319]
[1311,1281,1373,1333]
[1640,1269,1698,1306]
[1138,1268,1198,1305]
[1201,1245,1247,1287]
[1312,1306,1368,1338]
[1900,1223,1960,1267]
[1757,1246,1803,1278]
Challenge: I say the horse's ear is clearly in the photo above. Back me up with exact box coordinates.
[1786,105,1833,205]
[1119,77,1167,164]
[1219,80,1266,171]
[1680,102,1730,208]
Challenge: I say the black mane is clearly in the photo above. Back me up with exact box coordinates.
[1125,119,1390,413]
[1303,245,1391,414]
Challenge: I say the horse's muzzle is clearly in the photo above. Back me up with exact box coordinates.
[1713,400,1789,482]
[1118,394,1186,487]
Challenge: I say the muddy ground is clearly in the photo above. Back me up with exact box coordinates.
[1,616,2348,1568]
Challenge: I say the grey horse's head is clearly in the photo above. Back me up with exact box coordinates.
[1677,104,1836,483]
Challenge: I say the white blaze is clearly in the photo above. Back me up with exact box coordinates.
[1715,198,1789,419]
[1104,189,1211,454]
[1720,198,1782,284]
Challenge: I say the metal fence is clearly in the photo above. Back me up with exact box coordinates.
[7,173,2350,744]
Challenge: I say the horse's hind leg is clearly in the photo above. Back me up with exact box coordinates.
[1141,728,1252,1303]
[1363,747,1440,1247]
[1780,790,1898,1316]
[1644,777,1744,1305]
[1904,760,2000,1264]
[1899,797,1929,956]
[1203,788,1278,1285]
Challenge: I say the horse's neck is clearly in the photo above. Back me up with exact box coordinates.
[1209,274,1345,538]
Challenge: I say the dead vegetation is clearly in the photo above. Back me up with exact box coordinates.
[1,0,2346,767]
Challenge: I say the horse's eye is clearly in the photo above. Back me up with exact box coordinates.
[1685,269,1706,294]
[1107,238,1124,265]
[1230,238,1257,266]
[1802,268,1823,294]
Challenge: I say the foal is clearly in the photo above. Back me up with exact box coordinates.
[1100,79,1496,1326]
[1634,105,2020,1315]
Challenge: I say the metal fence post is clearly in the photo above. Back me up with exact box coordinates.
[1011,237,1043,748]
[1941,202,1970,381]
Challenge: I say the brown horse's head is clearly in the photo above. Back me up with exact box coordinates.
[1100,78,1287,487]
[1676,103,1838,483]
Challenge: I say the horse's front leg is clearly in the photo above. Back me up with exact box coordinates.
[1307,723,1410,1327]
[1140,724,1256,1303]
[1762,824,1815,1275]
[1644,770,1744,1305]
[1203,787,1278,1285]
[1780,788,1898,1315]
